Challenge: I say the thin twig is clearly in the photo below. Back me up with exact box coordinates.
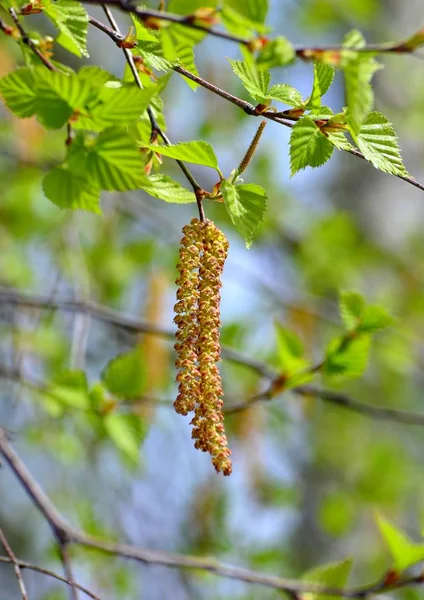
[1,427,424,598]
[59,543,79,600]
[0,527,29,600]
[0,556,101,600]
[99,5,205,220]
[173,66,424,193]
[84,0,250,45]
[81,0,424,60]
[9,8,58,71]
[0,288,275,378]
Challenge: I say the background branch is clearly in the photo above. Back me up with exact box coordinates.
[0,556,100,600]
[0,527,29,600]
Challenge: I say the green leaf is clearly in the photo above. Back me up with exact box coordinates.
[78,66,118,86]
[307,62,335,109]
[221,181,267,248]
[358,305,394,333]
[256,36,295,70]
[267,84,303,107]
[101,348,145,398]
[162,25,200,88]
[339,291,366,331]
[289,117,334,176]
[342,30,382,132]
[0,67,36,117]
[141,140,220,173]
[86,128,145,191]
[303,558,353,600]
[355,111,409,177]
[228,58,270,103]
[49,370,90,409]
[324,334,371,381]
[43,167,101,213]
[104,413,147,464]
[140,173,196,203]
[90,85,154,128]
[376,514,424,572]
[275,323,308,374]
[223,0,268,24]
[35,68,93,129]
[326,130,355,151]
[221,4,270,37]
[44,0,88,57]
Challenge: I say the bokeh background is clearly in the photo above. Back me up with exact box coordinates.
[1,0,424,598]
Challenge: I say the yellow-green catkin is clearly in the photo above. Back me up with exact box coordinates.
[174,218,232,476]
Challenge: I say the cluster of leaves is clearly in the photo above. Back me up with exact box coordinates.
[0,0,421,250]
[273,290,393,390]
[47,348,148,464]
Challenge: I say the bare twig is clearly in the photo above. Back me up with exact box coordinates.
[1,426,424,598]
[0,556,100,600]
[9,8,58,71]
[0,527,29,600]
[59,543,79,600]
[0,288,274,378]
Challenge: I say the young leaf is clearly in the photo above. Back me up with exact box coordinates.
[275,323,308,374]
[78,66,118,86]
[267,83,303,107]
[35,68,93,129]
[256,36,295,70]
[355,111,409,177]
[86,128,146,191]
[324,334,371,381]
[162,25,200,88]
[302,558,353,600]
[342,30,382,132]
[104,413,147,464]
[307,62,335,109]
[228,58,270,103]
[339,291,366,331]
[290,117,334,176]
[90,85,154,128]
[101,348,145,398]
[221,181,267,248]
[43,167,101,213]
[49,370,90,410]
[140,173,196,203]
[221,4,270,38]
[44,0,89,58]
[0,67,36,118]
[358,305,393,333]
[140,140,221,174]
[401,27,424,52]
[376,514,424,572]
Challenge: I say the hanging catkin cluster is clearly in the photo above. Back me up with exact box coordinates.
[174,218,232,476]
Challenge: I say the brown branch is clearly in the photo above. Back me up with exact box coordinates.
[0,556,101,600]
[86,14,424,194]
[0,287,275,378]
[9,8,59,72]
[83,0,250,45]
[0,527,29,600]
[59,543,79,600]
[1,425,424,598]
[82,0,424,60]
[173,66,424,193]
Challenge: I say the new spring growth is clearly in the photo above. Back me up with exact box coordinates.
[174,218,232,476]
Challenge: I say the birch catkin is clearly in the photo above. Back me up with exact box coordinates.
[174,218,232,476]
